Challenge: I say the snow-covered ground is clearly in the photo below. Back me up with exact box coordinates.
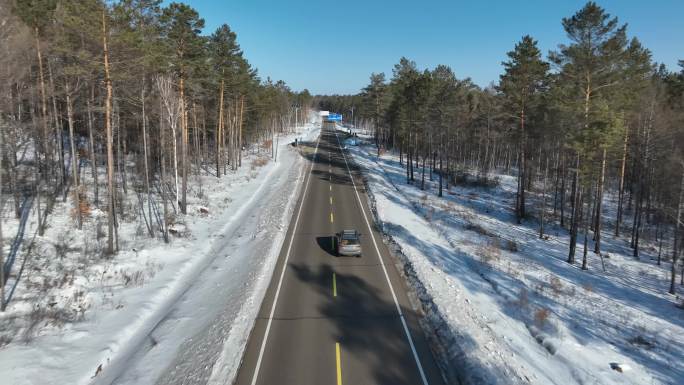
[0,122,320,385]
[345,132,684,385]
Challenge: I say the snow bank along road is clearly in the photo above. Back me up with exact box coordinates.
[233,127,445,385]
[103,128,319,385]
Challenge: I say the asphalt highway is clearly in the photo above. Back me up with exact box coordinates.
[233,126,446,385]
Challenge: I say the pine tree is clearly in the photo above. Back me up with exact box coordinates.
[160,2,204,214]
[666,61,684,294]
[112,0,163,237]
[98,4,118,254]
[550,1,634,264]
[362,72,386,154]
[597,37,651,252]
[428,65,458,196]
[52,0,102,230]
[208,23,252,177]
[13,0,57,180]
[390,57,421,183]
[499,35,549,223]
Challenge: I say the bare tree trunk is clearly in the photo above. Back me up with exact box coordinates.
[36,179,43,236]
[553,148,561,216]
[232,100,238,169]
[540,156,549,239]
[438,144,443,198]
[430,137,435,181]
[34,27,49,180]
[9,133,20,218]
[445,137,450,190]
[406,136,410,184]
[670,165,683,295]
[633,117,651,259]
[399,138,403,165]
[120,112,128,196]
[65,82,81,229]
[560,154,566,228]
[141,80,153,237]
[171,117,179,205]
[594,148,606,253]
[421,155,426,190]
[633,190,643,259]
[115,106,124,215]
[180,77,187,215]
[568,153,580,264]
[274,124,279,162]
[0,124,5,311]
[102,8,116,254]
[517,106,526,223]
[631,183,639,246]
[482,116,490,181]
[47,59,64,185]
[411,132,416,181]
[582,184,592,271]
[616,126,629,236]
[222,100,227,176]
[87,87,98,205]
[202,108,208,173]
[193,102,200,175]
[657,219,663,266]
[160,98,169,243]
[239,95,244,168]
[216,79,224,178]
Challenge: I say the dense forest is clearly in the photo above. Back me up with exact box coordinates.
[317,3,684,294]
[0,0,313,309]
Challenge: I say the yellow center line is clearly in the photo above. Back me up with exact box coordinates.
[330,211,334,223]
[332,273,337,297]
[336,342,342,385]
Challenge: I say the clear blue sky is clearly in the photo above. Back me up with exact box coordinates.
[177,0,683,95]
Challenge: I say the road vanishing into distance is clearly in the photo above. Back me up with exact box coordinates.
[234,127,446,385]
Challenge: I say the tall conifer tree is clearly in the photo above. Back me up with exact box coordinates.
[499,35,549,223]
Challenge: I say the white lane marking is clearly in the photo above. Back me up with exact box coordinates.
[333,131,430,385]
[250,134,321,385]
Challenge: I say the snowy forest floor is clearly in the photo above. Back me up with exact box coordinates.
[0,123,320,385]
[345,132,684,385]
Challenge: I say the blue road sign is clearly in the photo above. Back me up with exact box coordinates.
[327,113,342,122]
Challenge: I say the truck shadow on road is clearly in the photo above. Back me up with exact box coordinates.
[288,262,438,385]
